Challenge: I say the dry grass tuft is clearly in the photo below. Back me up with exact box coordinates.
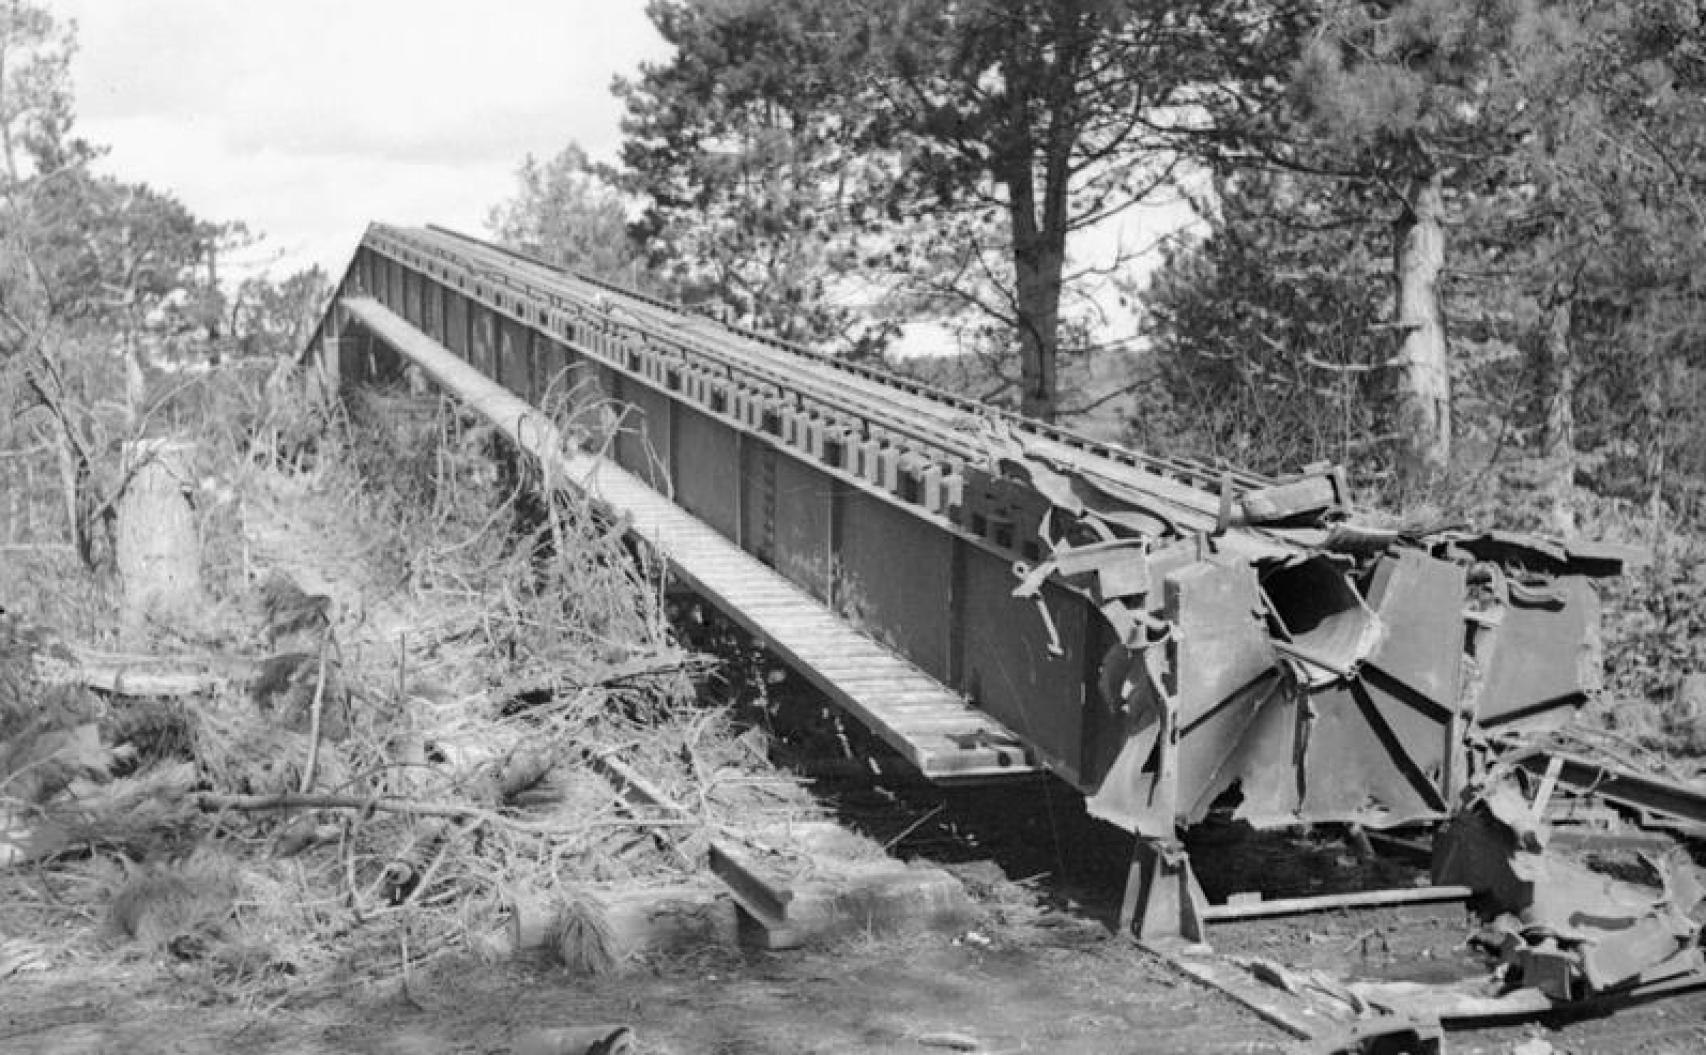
[548,891,618,976]
[105,853,239,953]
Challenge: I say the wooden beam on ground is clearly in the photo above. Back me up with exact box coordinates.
[1201,885,1473,924]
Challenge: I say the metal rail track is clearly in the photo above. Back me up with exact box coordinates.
[421,224,1277,495]
[385,224,1294,542]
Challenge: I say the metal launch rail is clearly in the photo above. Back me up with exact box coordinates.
[304,223,1640,938]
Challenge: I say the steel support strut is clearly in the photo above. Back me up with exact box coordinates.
[1119,837,1206,944]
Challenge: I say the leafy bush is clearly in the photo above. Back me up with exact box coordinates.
[1595,527,1706,758]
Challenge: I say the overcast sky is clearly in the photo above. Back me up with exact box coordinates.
[55,0,669,283]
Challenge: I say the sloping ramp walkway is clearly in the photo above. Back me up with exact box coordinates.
[339,297,1036,782]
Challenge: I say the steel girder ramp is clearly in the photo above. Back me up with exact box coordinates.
[310,227,1641,953]
[337,296,1036,783]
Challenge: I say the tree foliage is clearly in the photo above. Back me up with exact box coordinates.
[615,0,896,347]
[617,0,1218,412]
[1146,0,1706,522]
[0,0,81,186]
[1135,171,1392,476]
[230,266,331,360]
[486,143,640,282]
[0,1,251,566]
[1187,0,1581,476]
[842,0,1208,419]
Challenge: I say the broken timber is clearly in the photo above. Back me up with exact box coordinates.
[586,748,970,949]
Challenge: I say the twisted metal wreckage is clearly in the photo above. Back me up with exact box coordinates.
[317,226,1706,1027]
[991,428,1706,1012]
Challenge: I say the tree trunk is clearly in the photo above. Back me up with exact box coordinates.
[123,337,147,433]
[1013,229,1065,423]
[1393,172,1451,477]
[53,419,82,556]
[24,365,94,564]
[1006,152,1066,423]
[1643,379,1667,547]
[115,438,202,644]
[1538,290,1575,537]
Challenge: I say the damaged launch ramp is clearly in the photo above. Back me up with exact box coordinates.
[309,224,1646,946]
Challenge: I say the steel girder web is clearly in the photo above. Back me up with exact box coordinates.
[1081,550,1470,836]
[1278,551,1466,828]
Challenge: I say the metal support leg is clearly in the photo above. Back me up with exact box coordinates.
[1120,837,1206,944]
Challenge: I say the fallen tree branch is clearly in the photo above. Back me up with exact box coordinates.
[298,642,331,793]
[471,650,717,712]
[194,791,696,837]
[33,644,256,697]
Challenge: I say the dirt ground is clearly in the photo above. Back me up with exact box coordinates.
[11,903,1706,1054]
[2,928,1295,1055]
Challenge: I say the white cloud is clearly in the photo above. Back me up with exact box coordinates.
[52,0,668,282]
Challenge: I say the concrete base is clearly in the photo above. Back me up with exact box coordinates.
[506,882,738,969]
[710,822,973,950]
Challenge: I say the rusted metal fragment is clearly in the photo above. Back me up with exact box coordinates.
[1010,455,1186,539]
[1238,469,1343,524]
[1561,537,1650,573]
[1580,914,1700,993]
[1288,552,1464,827]
[1439,530,1645,578]
[1175,671,1297,827]
[1432,782,1546,904]
[1508,747,1706,829]
[1087,560,1305,835]
[1435,778,1706,997]
[1353,956,1706,1029]
[1012,538,1152,622]
[1321,521,1403,556]
[1515,939,1579,1001]
[1474,574,1602,728]
[1260,556,1382,687]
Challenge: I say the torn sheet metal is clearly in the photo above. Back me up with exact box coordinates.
[1086,559,1298,837]
[984,436,1632,842]
[1287,551,1464,827]
[1084,548,1473,834]
[1472,574,1603,729]
[1435,778,1706,999]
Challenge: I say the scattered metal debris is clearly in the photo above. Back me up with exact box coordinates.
[1435,770,1706,1001]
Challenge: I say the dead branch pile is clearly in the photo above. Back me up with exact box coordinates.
[0,379,818,998]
